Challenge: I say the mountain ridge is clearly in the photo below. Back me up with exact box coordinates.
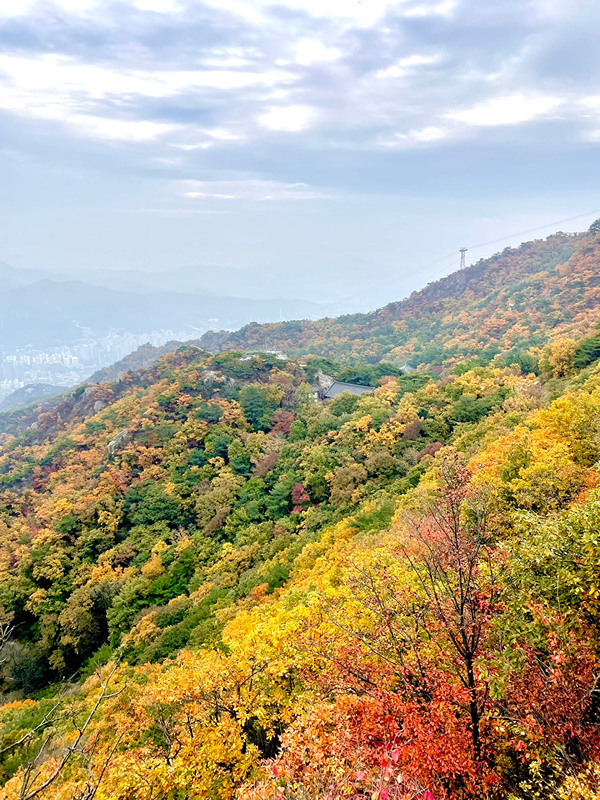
[0,260,317,303]
[198,230,592,365]
[0,278,323,348]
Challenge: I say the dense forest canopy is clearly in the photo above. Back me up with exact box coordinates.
[2,230,600,798]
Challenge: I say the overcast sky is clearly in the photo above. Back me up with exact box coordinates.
[1,0,599,307]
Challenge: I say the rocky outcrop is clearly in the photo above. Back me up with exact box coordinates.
[313,370,335,400]
[107,428,130,457]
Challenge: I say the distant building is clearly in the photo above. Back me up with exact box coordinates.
[323,381,375,399]
[243,349,288,361]
[311,369,375,401]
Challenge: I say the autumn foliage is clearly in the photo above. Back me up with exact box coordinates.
[199,230,600,369]
[2,279,600,797]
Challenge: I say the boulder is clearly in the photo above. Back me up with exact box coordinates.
[107,428,130,457]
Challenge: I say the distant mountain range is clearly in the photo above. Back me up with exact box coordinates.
[61,264,314,301]
[0,262,323,349]
[0,260,314,301]
[0,255,399,312]
[0,383,64,413]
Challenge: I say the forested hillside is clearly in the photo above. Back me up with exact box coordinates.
[0,329,600,798]
[199,228,600,367]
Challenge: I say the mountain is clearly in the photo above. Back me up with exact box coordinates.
[64,264,316,302]
[87,340,206,383]
[0,382,64,412]
[0,279,323,348]
[5,227,600,799]
[1,337,600,798]
[0,261,316,303]
[199,229,597,365]
[0,261,63,291]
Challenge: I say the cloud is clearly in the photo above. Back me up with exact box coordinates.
[380,125,448,146]
[70,116,174,140]
[0,0,186,16]
[294,39,342,66]
[132,0,181,11]
[174,128,244,149]
[447,93,562,127]
[532,0,588,22]
[2,0,600,287]
[0,0,98,16]
[0,51,293,142]
[576,95,600,141]
[0,53,290,99]
[258,105,317,132]
[375,54,440,79]
[201,0,413,26]
[178,179,330,200]
[120,207,228,214]
[403,0,456,17]
[0,0,598,200]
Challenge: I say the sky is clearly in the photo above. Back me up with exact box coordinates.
[1,0,600,308]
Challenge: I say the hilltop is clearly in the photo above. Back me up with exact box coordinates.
[199,229,600,366]
[0,384,63,413]
[86,340,207,384]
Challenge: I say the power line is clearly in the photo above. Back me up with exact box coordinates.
[325,207,600,312]
[324,250,458,309]
[466,209,600,252]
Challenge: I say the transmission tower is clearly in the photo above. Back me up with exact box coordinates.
[459,247,468,270]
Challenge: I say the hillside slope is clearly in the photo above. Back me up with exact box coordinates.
[86,340,207,384]
[0,350,436,677]
[199,230,600,366]
[2,336,600,796]
[0,384,64,413]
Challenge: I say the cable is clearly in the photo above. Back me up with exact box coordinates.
[323,250,458,310]
[324,207,600,312]
[466,209,600,252]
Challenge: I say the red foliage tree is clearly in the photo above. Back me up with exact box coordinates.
[291,482,311,511]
